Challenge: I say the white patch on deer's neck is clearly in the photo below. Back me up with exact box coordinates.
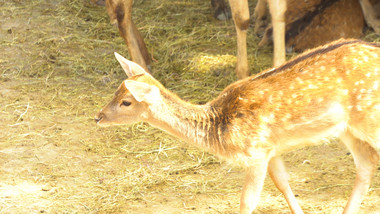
[147,97,211,150]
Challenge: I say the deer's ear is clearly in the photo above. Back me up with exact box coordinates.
[114,52,149,77]
[124,80,160,104]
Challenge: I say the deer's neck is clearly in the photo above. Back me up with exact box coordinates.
[146,91,234,157]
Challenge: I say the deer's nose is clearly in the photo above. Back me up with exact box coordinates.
[94,113,103,123]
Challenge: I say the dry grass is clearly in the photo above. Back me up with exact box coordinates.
[0,0,379,213]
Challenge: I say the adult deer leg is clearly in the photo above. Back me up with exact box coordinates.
[109,0,151,72]
[229,0,250,79]
[267,0,287,67]
[340,131,379,214]
[268,156,304,214]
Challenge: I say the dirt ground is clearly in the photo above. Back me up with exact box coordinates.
[0,0,379,213]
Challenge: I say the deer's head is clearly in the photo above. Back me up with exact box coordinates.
[95,53,161,126]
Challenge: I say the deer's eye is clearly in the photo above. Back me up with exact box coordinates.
[121,100,132,107]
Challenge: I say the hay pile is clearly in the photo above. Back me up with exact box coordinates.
[0,0,379,213]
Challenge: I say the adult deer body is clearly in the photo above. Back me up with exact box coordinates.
[254,0,380,50]
[95,39,380,214]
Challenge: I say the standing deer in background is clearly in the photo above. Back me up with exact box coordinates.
[95,39,380,214]
[105,0,380,79]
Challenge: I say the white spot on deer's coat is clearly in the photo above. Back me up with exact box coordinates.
[268,95,273,104]
[263,114,275,123]
[296,77,304,84]
[374,81,379,90]
[308,84,317,89]
[328,103,344,116]
[281,113,292,122]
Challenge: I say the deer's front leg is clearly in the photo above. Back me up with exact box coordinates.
[240,162,268,214]
[268,156,303,214]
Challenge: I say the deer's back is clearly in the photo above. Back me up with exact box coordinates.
[210,39,380,156]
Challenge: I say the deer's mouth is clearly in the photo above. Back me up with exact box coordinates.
[94,113,110,127]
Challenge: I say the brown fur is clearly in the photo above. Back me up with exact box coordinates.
[287,0,365,51]
[258,0,365,51]
[96,39,380,214]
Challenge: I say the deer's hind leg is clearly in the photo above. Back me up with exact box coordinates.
[339,131,379,214]
[106,0,151,73]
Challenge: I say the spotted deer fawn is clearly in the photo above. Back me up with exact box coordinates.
[95,39,380,214]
